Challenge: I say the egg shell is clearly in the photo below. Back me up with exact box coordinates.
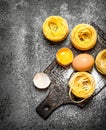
[33,72,51,89]
[72,54,94,71]
[56,47,74,67]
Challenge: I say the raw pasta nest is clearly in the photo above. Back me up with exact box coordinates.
[71,24,97,50]
[95,49,106,75]
[68,72,95,101]
[43,16,69,42]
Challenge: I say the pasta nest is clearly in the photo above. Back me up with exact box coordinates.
[71,24,97,50]
[68,72,95,100]
[43,16,69,42]
[95,49,106,75]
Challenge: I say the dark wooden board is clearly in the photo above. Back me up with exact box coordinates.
[36,22,106,119]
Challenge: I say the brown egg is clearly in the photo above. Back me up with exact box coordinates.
[72,54,94,71]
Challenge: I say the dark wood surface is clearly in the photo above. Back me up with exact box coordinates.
[36,22,106,119]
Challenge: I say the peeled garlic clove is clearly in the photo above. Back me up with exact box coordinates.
[33,72,51,89]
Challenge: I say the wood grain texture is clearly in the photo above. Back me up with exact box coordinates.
[36,22,106,119]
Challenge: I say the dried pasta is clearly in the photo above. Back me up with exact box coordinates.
[43,16,69,42]
[95,49,106,75]
[68,72,95,103]
[71,24,97,50]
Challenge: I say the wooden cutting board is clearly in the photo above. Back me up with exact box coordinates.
[36,22,106,119]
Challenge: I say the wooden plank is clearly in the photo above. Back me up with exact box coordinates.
[36,22,106,119]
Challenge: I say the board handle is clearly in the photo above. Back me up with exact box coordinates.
[36,96,59,119]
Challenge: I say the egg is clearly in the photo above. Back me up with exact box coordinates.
[56,47,74,67]
[33,72,51,89]
[72,54,94,71]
